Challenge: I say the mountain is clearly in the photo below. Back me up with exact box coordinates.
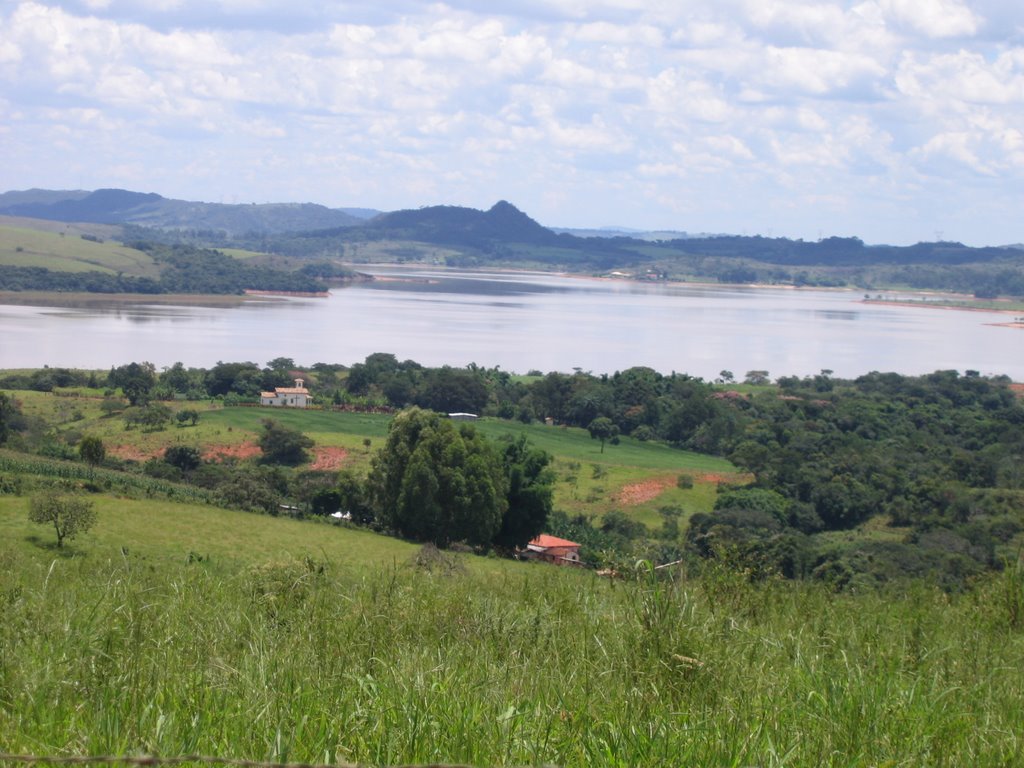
[365,200,567,248]
[0,188,372,235]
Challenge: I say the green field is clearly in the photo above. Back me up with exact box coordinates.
[1,496,1022,766]
[9,390,739,527]
[0,224,161,277]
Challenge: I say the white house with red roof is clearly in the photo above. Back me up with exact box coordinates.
[260,378,311,408]
[523,534,582,566]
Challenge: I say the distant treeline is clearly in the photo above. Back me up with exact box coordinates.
[0,243,326,294]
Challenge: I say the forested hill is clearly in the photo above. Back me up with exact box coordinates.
[0,188,370,235]
[655,234,1022,267]
[366,201,569,247]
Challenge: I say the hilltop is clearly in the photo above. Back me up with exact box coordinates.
[0,188,378,235]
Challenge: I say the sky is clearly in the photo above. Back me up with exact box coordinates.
[1,1,1023,246]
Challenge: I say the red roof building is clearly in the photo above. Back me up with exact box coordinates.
[523,534,582,566]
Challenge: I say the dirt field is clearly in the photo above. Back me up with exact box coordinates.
[615,472,742,506]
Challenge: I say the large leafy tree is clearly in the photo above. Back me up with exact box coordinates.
[368,408,507,547]
[492,434,554,550]
[108,361,157,406]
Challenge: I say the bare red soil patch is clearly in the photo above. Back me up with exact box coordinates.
[616,471,752,506]
[309,446,350,470]
[616,476,675,505]
[108,445,158,462]
[203,442,261,462]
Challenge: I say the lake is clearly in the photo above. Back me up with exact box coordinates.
[0,267,1020,380]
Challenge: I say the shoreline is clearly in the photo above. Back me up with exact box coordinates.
[861,298,1024,317]
[0,266,1020,318]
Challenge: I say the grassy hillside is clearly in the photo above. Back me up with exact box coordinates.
[0,223,161,277]
[0,494,421,573]
[1,496,1022,766]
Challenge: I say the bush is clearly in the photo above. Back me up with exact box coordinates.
[632,425,656,441]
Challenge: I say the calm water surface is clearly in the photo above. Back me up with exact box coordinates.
[0,267,1019,380]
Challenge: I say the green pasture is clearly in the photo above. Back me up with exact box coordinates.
[1,505,1022,767]
[0,494,424,575]
[217,247,267,260]
[472,418,735,472]
[0,224,160,277]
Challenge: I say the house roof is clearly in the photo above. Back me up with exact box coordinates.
[529,534,580,550]
[274,387,309,395]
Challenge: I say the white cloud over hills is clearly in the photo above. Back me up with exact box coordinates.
[1,0,1022,244]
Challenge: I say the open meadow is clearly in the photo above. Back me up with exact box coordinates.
[1,498,1023,767]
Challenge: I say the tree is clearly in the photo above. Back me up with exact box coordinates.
[108,362,157,406]
[28,492,97,548]
[133,402,173,431]
[259,419,314,465]
[744,370,771,386]
[78,435,106,466]
[415,366,489,414]
[336,469,373,524]
[587,416,619,453]
[492,434,554,550]
[177,409,200,426]
[368,408,507,547]
[164,445,202,472]
[161,362,193,394]
[0,392,24,445]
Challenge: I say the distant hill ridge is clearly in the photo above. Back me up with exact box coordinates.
[3,188,1023,274]
[0,188,377,235]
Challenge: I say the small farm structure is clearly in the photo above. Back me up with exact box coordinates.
[522,534,582,566]
[260,379,311,408]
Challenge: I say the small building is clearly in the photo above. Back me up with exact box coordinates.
[448,412,478,421]
[522,534,583,566]
[260,378,311,408]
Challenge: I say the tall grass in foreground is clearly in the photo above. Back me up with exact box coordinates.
[1,546,1022,767]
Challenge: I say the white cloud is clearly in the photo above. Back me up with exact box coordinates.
[878,0,980,38]
[1,0,1023,244]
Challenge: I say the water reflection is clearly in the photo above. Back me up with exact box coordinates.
[813,310,860,321]
[0,269,1019,380]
